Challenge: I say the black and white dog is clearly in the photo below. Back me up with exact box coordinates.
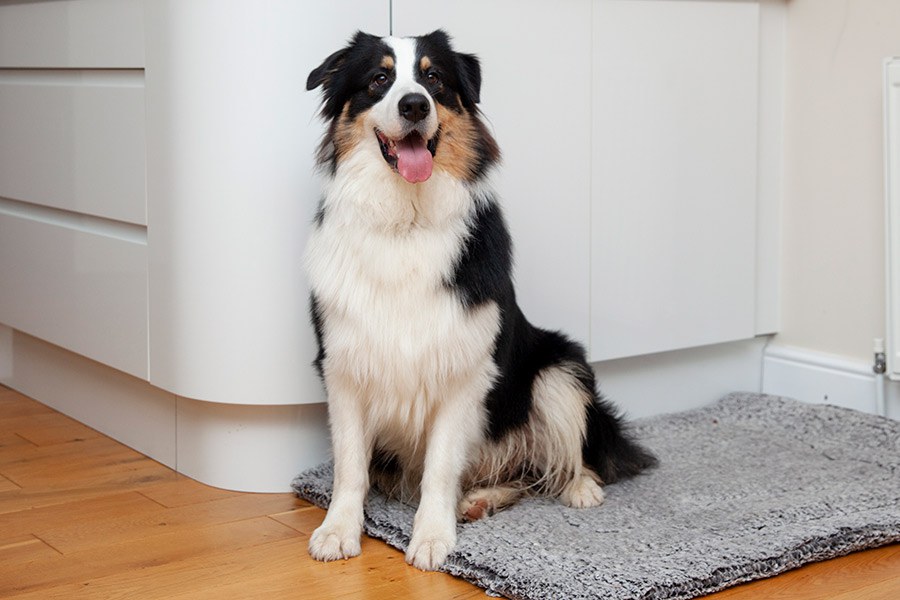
[305,30,656,571]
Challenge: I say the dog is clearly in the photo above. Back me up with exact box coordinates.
[304,30,657,571]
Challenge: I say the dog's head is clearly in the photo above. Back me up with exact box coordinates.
[307,30,498,184]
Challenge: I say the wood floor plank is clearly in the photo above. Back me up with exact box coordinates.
[828,577,900,600]
[21,535,481,600]
[6,412,102,447]
[703,545,900,600]
[0,484,161,516]
[5,537,313,600]
[0,473,20,492]
[0,467,179,515]
[0,440,151,488]
[37,492,304,554]
[1,436,155,479]
[0,435,178,515]
[268,508,488,599]
[268,505,328,535]
[137,475,243,508]
[0,535,59,564]
[0,430,34,454]
[0,516,300,598]
[0,491,163,541]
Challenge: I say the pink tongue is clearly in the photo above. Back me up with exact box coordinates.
[396,133,433,183]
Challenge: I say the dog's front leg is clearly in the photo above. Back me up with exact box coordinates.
[309,377,372,562]
[406,391,482,571]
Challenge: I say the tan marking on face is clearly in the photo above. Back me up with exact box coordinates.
[332,102,371,161]
[432,104,480,181]
[419,56,432,71]
[432,102,499,182]
[381,55,395,70]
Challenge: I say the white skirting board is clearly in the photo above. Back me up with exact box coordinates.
[0,326,330,493]
[594,337,769,419]
[762,345,899,419]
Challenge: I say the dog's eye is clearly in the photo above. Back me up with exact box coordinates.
[372,73,388,86]
[426,71,440,86]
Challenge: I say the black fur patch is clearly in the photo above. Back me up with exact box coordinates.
[447,200,578,438]
[415,30,482,111]
[309,293,326,379]
[583,395,659,483]
[447,196,513,309]
[449,199,658,481]
[306,31,395,121]
[312,197,327,227]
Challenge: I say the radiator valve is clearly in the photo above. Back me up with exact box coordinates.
[874,338,887,375]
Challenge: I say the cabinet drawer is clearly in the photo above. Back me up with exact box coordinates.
[0,210,148,379]
[0,0,143,68]
[0,70,146,225]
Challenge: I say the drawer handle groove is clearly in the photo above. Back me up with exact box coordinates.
[0,196,146,244]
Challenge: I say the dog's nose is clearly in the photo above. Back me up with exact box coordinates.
[398,93,430,123]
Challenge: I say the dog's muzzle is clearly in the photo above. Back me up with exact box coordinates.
[373,91,438,183]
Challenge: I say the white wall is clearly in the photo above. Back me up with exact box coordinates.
[778,0,900,362]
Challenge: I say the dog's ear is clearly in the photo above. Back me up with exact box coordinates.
[454,51,482,108]
[307,47,348,91]
[308,30,378,91]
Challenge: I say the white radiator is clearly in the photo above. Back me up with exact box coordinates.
[885,57,900,379]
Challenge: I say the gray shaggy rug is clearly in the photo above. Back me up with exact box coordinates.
[292,393,900,600]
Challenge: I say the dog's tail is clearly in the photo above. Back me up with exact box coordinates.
[582,392,658,484]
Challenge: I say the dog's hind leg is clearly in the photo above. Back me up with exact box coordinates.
[457,485,523,522]
[559,470,605,508]
[528,362,607,509]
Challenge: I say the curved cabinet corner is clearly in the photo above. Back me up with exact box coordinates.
[144,1,388,405]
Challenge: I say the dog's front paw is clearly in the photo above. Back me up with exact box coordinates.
[559,474,606,508]
[405,522,456,571]
[308,521,362,562]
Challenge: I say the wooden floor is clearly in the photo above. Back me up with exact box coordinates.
[1,385,898,599]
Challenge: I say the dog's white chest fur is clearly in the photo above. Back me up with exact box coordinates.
[306,154,499,442]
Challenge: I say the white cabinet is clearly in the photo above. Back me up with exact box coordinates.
[396,0,777,362]
[590,0,761,360]
[144,1,389,405]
